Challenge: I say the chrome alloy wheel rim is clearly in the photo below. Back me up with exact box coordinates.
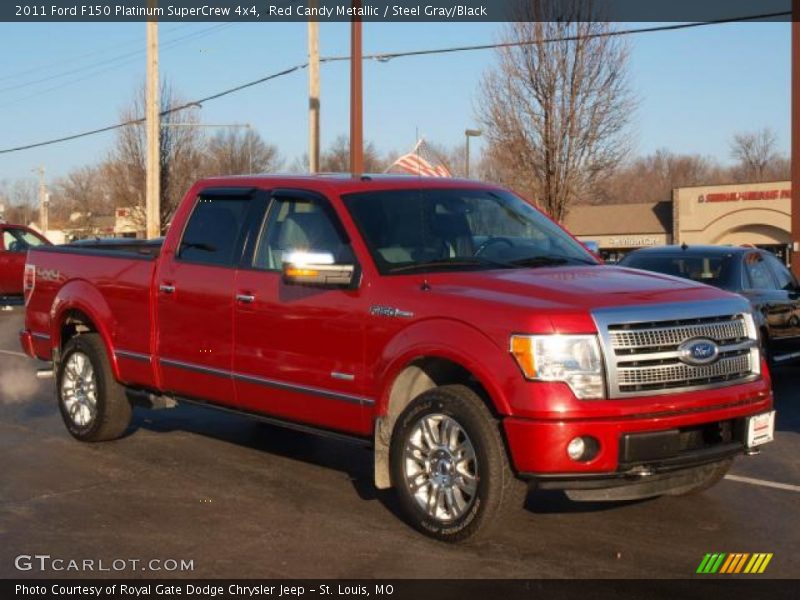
[403,413,478,522]
[61,352,98,428]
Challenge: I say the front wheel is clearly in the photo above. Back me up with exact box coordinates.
[389,385,527,542]
[57,333,132,442]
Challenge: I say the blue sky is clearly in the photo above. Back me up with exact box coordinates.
[0,20,791,186]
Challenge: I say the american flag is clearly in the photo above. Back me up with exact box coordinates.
[386,139,452,177]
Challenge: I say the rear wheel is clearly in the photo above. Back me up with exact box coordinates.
[389,384,527,542]
[57,333,132,442]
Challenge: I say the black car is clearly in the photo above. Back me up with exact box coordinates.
[619,245,800,365]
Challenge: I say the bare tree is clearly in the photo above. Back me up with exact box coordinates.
[50,166,111,230]
[319,135,387,173]
[203,129,281,176]
[0,179,38,225]
[478,4,635,222]
[729,128,785,182]
[105,81,204,232]
[590,150,724,205]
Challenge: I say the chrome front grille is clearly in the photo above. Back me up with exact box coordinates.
[593,300,760,398]
[617,354,752,388]
[610,319,747,352]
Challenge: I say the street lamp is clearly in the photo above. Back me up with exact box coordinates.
[465,129,482,178]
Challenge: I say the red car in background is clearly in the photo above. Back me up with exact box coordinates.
[0,223,51,299]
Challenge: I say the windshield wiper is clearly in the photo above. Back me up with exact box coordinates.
[508,254,597,268]
[388,256,513,274]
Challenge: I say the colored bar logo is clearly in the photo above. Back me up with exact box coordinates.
[696,553,773,574]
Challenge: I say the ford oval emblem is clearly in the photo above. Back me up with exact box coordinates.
[678,338,720,366]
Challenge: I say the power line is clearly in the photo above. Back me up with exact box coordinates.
[0,12,790,156]
[0,25,240,110]
[0,23,236,95]
[326,11,792,63]
[0,22,194,83]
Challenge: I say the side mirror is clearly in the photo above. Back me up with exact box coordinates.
[282,251,356,288]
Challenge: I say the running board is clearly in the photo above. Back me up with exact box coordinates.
[176,395,372,447]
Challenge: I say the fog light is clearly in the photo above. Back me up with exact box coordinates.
[566,436,599,462]
[567,437,586,460]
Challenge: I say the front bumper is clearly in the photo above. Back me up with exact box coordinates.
[503,385,773,477]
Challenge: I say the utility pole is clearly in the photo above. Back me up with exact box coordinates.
[349,1,363,176]
[145,2,160,239]
[34,166,47,232]
[308,7,320,173]
[792,0,800,277]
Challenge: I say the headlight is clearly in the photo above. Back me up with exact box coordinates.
[510,334,606,400]
[742,312,762,376]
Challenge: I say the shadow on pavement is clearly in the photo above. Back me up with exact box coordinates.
[130,402,652,520]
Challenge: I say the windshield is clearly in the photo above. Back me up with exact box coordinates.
[342,188,597,274]
[621,254,737,290]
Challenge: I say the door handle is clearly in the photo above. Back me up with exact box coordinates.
[159,284,176,294]
[236,293,255,304]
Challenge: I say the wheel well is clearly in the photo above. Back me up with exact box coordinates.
[373,357,496,489]
[60,310,97,350]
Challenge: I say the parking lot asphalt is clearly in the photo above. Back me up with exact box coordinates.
[0,308,798,579]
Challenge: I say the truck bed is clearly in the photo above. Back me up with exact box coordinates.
[24,243,159,390]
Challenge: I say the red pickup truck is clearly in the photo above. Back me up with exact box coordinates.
[1,222,50,301]
[20,176,775,542]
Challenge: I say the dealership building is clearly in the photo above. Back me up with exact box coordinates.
[565,180,793,264]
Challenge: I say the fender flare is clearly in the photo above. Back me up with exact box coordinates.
[371,318,517,489]
[50,280,119,378]
[375,318,514,417]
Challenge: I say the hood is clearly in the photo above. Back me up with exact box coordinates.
[427,265,732,313]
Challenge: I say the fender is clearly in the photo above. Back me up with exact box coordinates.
[50,279,119,378]
[374,317,517,417]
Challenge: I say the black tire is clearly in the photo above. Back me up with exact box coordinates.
[389,384,528,543]
[57,333,132,442]
[671,459,732,496]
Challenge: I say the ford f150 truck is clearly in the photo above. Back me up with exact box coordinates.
[1,222,50,302]
[20,175,775,542]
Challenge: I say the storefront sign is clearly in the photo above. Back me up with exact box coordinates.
[699,189,791,203]
[609,237,660,247]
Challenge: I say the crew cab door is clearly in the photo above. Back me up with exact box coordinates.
[232,189,371,435]
[156,188,258,404]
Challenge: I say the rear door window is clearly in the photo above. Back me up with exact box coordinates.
[177,195,251,267]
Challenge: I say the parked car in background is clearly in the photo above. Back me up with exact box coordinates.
[0,223,50,300]
[620,245,800,365]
